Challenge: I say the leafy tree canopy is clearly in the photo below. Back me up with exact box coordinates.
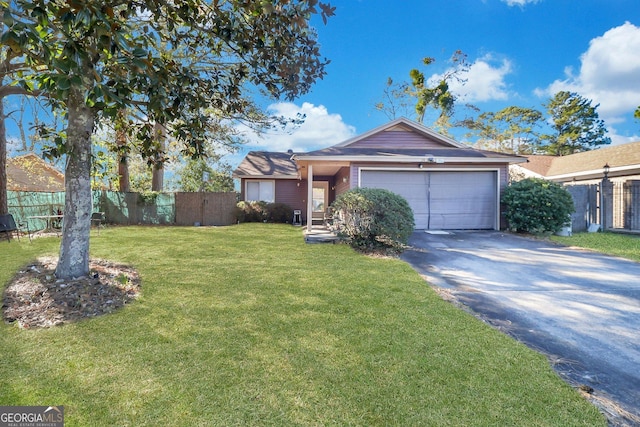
[461,106,543,154]
[540,91,610,156]
[1,0,334,279]
[175,158,234,193]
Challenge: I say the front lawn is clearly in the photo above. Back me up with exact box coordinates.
[551,231,640,262]
[1,224,605,426]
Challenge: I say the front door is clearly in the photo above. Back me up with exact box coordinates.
[312,181,329,212]
[312,181,329,222]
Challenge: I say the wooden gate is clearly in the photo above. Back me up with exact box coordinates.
[174,192,237,226]
[624,181,640,230]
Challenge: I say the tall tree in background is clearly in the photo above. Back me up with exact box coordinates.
[373,77,412,120]
[409,51,468,134]
[461,106,543,154]
[176,158,235,193]
[541,91,610,155]
[2,0,334,279]
[173,119,243,192]
[113,109,131,192]
[150,123,166,192]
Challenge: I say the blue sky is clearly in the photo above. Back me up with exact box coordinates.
[5,0,640,171]
[238,0,640,163]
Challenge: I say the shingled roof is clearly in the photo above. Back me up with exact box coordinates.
[233,151,299,178]
[546,141,640,177]
[521,155,556,176]
[234,119,526,181]
[7,154,65,192]
[299,146,520,160]
[520,141,640,180]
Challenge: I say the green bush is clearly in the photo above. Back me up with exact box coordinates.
[235,201,268,223]
[501,178,574,234]
[331,188,414,253]
[235,201,293,223]
[266,203,293,223]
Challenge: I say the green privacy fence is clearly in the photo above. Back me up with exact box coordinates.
[7,191,66,231]
[97,191,175,226]
[8,190,176,231]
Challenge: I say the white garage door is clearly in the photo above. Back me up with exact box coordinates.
[360,170,497,230]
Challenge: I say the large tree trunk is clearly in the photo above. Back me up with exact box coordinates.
[151,162,163,191]
[151,123,165,192]
[118,155,130,192]
[116,109,130,192]
[55,87,95,280]
[0,99,8,215]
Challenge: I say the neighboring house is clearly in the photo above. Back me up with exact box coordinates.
[234,118,526,231]
[513,141,640,231]
[513,141,640,184]
[7,153,65,192]
[509,155,556,181]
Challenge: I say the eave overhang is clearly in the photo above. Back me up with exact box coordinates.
[232,174,298,180]
[546,164,640,182]
[294,154,526,164]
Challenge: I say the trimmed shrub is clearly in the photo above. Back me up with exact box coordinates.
[501,178,574,234]
[235,201,293,223]
[266,203,293,223]
[235,201,268,223]
[331,187,414,253]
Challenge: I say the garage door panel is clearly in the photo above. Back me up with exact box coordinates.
[360,170,496,230]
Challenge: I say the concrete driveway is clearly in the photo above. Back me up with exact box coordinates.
[401,231,640,424]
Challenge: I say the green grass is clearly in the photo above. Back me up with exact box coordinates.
[551,231,640,262]
[1,224,605,426]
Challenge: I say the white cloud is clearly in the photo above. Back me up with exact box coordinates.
[430,55,513,103]
[238,102,356,153]
[536,22,640,124]
[501,0,540,6]
[606,126,640,146]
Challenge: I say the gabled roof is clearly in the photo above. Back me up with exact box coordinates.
[296,146,521,162]
[7,154,65,192]
[233,151,298,179]
[234,119,527,180]
[334,117,466,149]
[295,117,525,164]
[519,141,640,180]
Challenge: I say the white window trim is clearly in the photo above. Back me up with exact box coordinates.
[245,180,275,203]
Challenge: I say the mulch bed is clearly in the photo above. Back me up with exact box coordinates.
[2,257,140,329]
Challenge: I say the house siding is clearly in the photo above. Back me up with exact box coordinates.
[334,167,350,196]
[240,178,308,221]
[347,129,453,149]
[274,179,308,221]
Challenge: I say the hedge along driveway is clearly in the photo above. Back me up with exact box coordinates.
[0,224,605,426]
